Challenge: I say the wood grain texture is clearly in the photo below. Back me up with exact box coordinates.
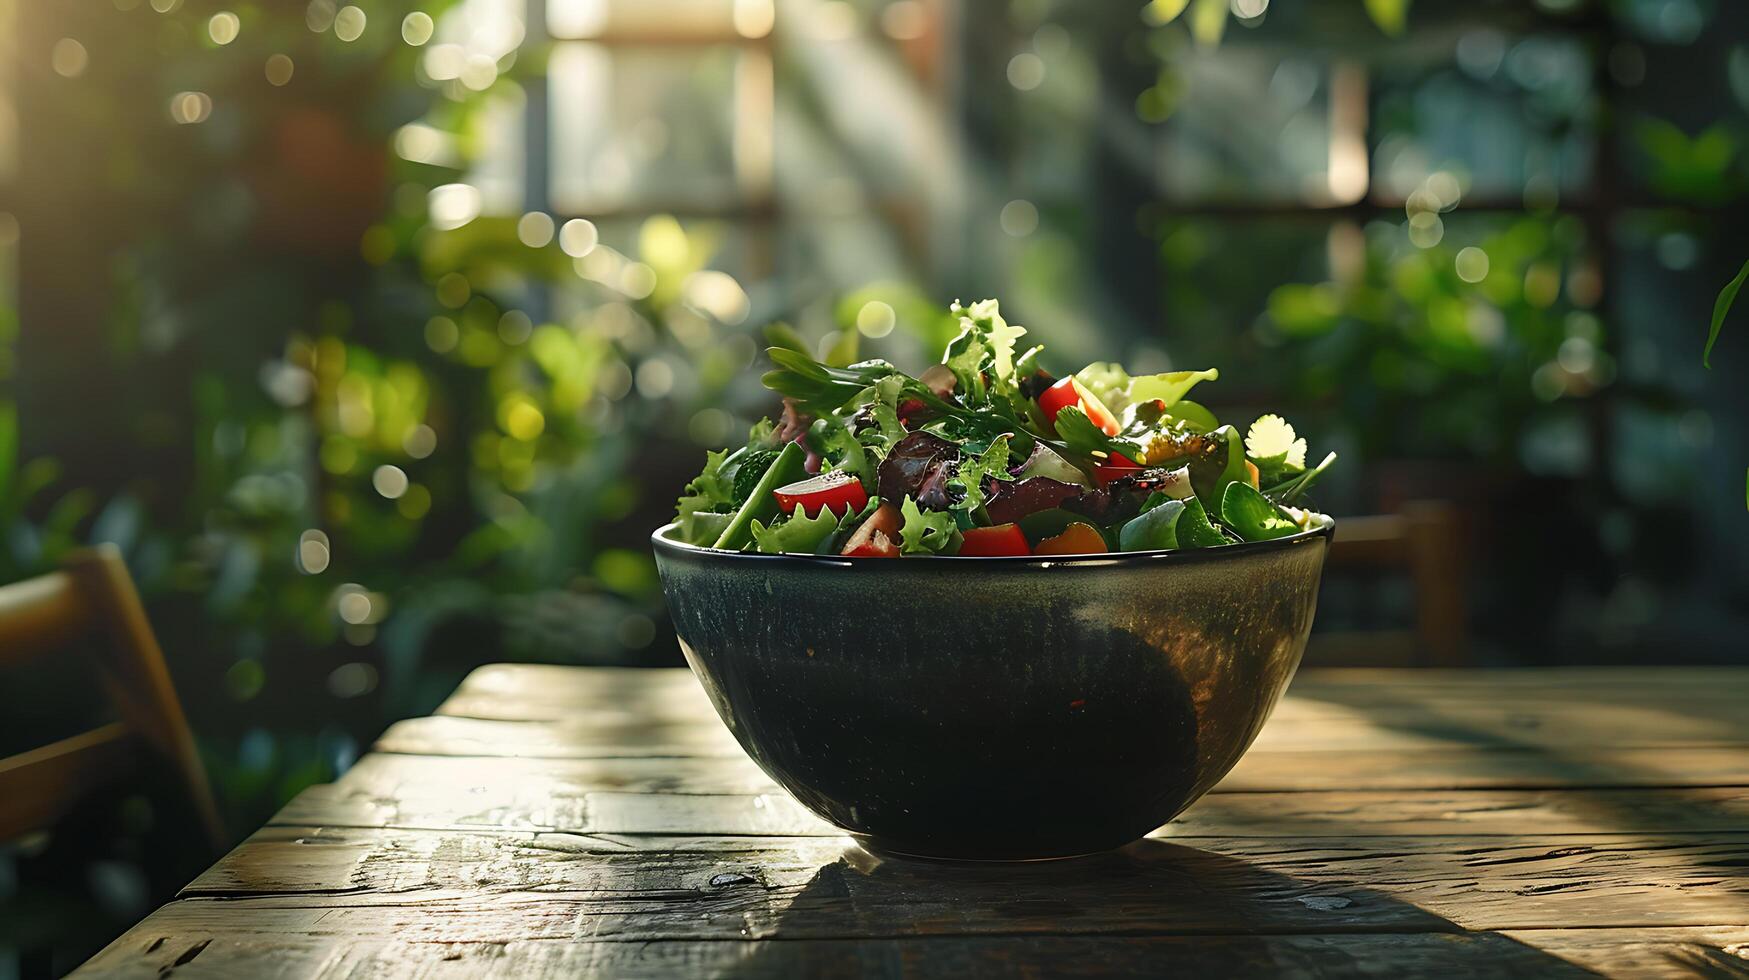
[76,930,1633,980]
[275,779,1749,839]
[178,826,1749,935]
[71,665,1749,978]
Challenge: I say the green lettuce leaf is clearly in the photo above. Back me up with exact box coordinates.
[676,449,734,535]
[949,298,1028,382]
[899,495,961,555]
[949,433,1016,515]
[1077,363,1219,415]
[751,505,843,555]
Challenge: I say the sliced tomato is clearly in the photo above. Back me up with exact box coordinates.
[1033,522,1108,556]
[841,502,900,557]
[957,523,1031,557]
[1093,451,1144,487]
[1038,377,1121,436]
[774,471,869,518]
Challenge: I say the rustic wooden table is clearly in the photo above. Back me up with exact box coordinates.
[76,665,1749,978]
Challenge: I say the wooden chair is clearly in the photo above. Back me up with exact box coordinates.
[0,545,223,849]
[1314,500,1469,667]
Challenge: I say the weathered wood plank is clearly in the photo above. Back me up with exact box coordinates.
[1504,927,1749,979]
[389,698,1749,760]
[337,745,1749,820]
[76,929,1647,980]
[276,780,1749,839]
[444,664,1749,715]
[180,826,1749,934]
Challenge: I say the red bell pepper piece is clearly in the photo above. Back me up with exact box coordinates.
[773,471,869,518]
[957,523,1031,557]
[1037,377,1121,436]
[841,502,900,557]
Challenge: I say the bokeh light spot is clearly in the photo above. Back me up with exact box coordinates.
[856,300,897,338]
[401,11,435,46]
[428,183,481,230]
[999,199,1039,237]
[208,12,241,45]
[169,91,213,125]
[334,5,367,42]
[517,211,555,247]
[297,529,331,574]
[52,39,89,78]
[372,464,409,500]
[264,54,295,85]
[1007,52,1045,90]
[1455,247,1490,283]
[559,218,599,257]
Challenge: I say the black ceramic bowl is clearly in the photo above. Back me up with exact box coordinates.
[652,517,1333,860]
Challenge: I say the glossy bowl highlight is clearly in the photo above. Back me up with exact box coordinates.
[652,518,1332,860]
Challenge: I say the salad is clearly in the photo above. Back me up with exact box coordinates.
[672,299,1335,558]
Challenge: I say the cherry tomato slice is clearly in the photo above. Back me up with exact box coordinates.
[773,471,869,518]
[956,523,1031,557]
[1093,451,1143,487]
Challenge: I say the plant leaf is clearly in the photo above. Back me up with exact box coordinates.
[1144,0,1190,25]
[1706,256,1748,368]
[1188,0,1227,45]
[1363,0,1410,36]
[898,495,960,555]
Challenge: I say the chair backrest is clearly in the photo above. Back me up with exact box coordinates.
[0,545,224,849]
[1320,500,1469,667]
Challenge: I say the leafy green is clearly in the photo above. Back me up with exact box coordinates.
[751,505,843,555]
[1075,364,1218,415]
[676,448,735,539]
[1175,498,1230,548]
[1220,482,1301,541]
[851,374,909,452]
[1265,451,1338,505]
[729,449,781,503]
[1052,406,1144,460]
[1707,256,1746,368]
[1119,498,1184,551]
[814,419,874,489]
[1188,425,1248,510]
[949,433,1016,516]
[949,299,1028,382]
[713,442,808,551]
[1128,368,1220,409]
[899,495,960,555]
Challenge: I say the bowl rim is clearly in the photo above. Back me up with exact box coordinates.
[652,512,1334,568]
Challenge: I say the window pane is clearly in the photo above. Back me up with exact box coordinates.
[549,43,754,214]
[548,0,761,40]
[1371,34,1596,204]
[1155,50,1336,205]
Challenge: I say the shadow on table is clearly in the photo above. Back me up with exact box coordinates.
[706,838,1596,977]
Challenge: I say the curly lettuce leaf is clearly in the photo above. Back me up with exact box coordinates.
[750,505,844,555]
[815,419,874,489]
[899,495,960,555]
[949,298,1028,383]
[677,449,734,523]
[949,433,1016,515]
